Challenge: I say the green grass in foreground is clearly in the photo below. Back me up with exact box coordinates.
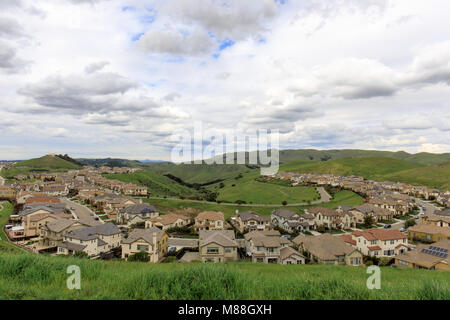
[0,253,449,299]
[145,190,364,218]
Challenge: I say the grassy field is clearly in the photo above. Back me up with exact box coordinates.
[144,190,364,218]
[383,162,450,189]
[0,202,13,241]
[104,171,198,198]
[144,162,252,184]
[0,252,449,299]
[209,171,319,204]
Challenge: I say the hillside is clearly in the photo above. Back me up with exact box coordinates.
[13,154,81,170]
[144,162,252,184]
[104,171,199,198]
[0,252,448,299]
[383,162,450,190]
[279,157,450,189]
[77,158,146,168]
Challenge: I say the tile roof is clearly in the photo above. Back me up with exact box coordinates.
[199,230,237,247]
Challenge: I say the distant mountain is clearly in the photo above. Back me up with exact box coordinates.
[76,158,144,168]
[211,149,450,165]
[139,159,169,163]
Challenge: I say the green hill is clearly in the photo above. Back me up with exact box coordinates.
[104,171,199,198]
[14,154,81,170]
[383,162,450,190]
[280,157,424,179]
[279,157,450,189]
[0,252,448,299]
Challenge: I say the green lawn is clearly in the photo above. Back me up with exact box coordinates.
[0,202,13,241]
[144,190,364,219]
[213,171,319,204]
[0,252,449,299]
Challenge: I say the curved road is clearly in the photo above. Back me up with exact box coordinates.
[146,187,332,208]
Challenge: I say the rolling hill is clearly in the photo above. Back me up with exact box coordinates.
[279,157,450,189]
[13,154,81,170]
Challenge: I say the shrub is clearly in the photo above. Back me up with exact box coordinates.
[163,256,177,263]
[74,251,89,259]
[405,219,416,228]
[128,251,150,262]
[282,200,288,206]
[365,260,373,266]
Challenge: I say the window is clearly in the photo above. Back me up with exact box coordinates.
[137,245,149,251]
[390,240,394,245]
[207,247,219,254]
[398,260,408,267]
[225,248,232,253]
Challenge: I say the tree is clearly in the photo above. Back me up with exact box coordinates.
[404,219,416,229]
[282,200,288,206]
[363,215,375,227]
[128,251,150,262]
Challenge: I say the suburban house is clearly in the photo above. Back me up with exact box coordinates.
[146,213,192,230]
[305,207,356,229]
[121,227,169,263]
[271,209,310,233]
[0,186,16,200]
[9,204,72,240]
[198,230,239,263]
[395,240,450,270]
[39,219,97,251]
[422,210,450,227]
[244,230,301,264]
[341,229,408,257]
[280,246,307,265]
[407,224,450,243]
[194,211,225,231]
[233,210,271,233]
[116,203,159,226]
[349,204,394,223]
[293,234,364,266]
[41,184,69,196]
[119,184,148,196]
[57,222,121,258]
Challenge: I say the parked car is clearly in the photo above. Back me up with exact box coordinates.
[400,228,406,232]
[383,224,392,229]
[281,235,291,239]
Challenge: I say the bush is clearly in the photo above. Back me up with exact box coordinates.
[74,251,89,259]
[163,256,177,263]
[405,219,416,228]
[282,200,287,206]
[128,251,150,262]
[365,260,373,266]
[317,225,326,233]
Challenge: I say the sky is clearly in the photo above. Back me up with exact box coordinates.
[1,0,450,160]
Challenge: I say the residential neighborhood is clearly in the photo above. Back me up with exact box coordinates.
[0,164,449,270]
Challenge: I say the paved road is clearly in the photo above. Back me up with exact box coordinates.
[61,198,104,224]
[415,198,440,215]
[146,187,332,208]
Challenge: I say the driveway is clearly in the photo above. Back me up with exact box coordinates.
[61,198,104,224]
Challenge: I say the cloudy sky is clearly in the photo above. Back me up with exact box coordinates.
[1,0,450,160]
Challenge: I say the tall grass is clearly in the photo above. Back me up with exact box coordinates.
[0,253,449,300]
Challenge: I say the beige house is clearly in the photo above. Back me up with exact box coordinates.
[146,213,192,230]
[395,240,450,270]
[0,186,16,200]
[341,229,408,257]
[233,210,271,233]
[293,234,363,266]
[39,219,96,250]
[194,211,225,231]
[199,230,239,262]
[117,203,159,226]
[244,230,302,264]
[422,210,450,228]
[350,204,393,223]
[407,224,450,243]
[305,207,356,229]
[57,222,121,258]
[280,246,306,264]
[122,227,169,263]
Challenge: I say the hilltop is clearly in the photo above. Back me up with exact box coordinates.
[13,154,81,170]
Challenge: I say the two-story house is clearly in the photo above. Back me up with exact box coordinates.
[233,210,271,233]
[116,203,159,226]
[121,227,169,263]
[198,230,238,262]
[194,211,225,231]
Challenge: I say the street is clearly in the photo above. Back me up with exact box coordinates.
[60,198,104,225]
